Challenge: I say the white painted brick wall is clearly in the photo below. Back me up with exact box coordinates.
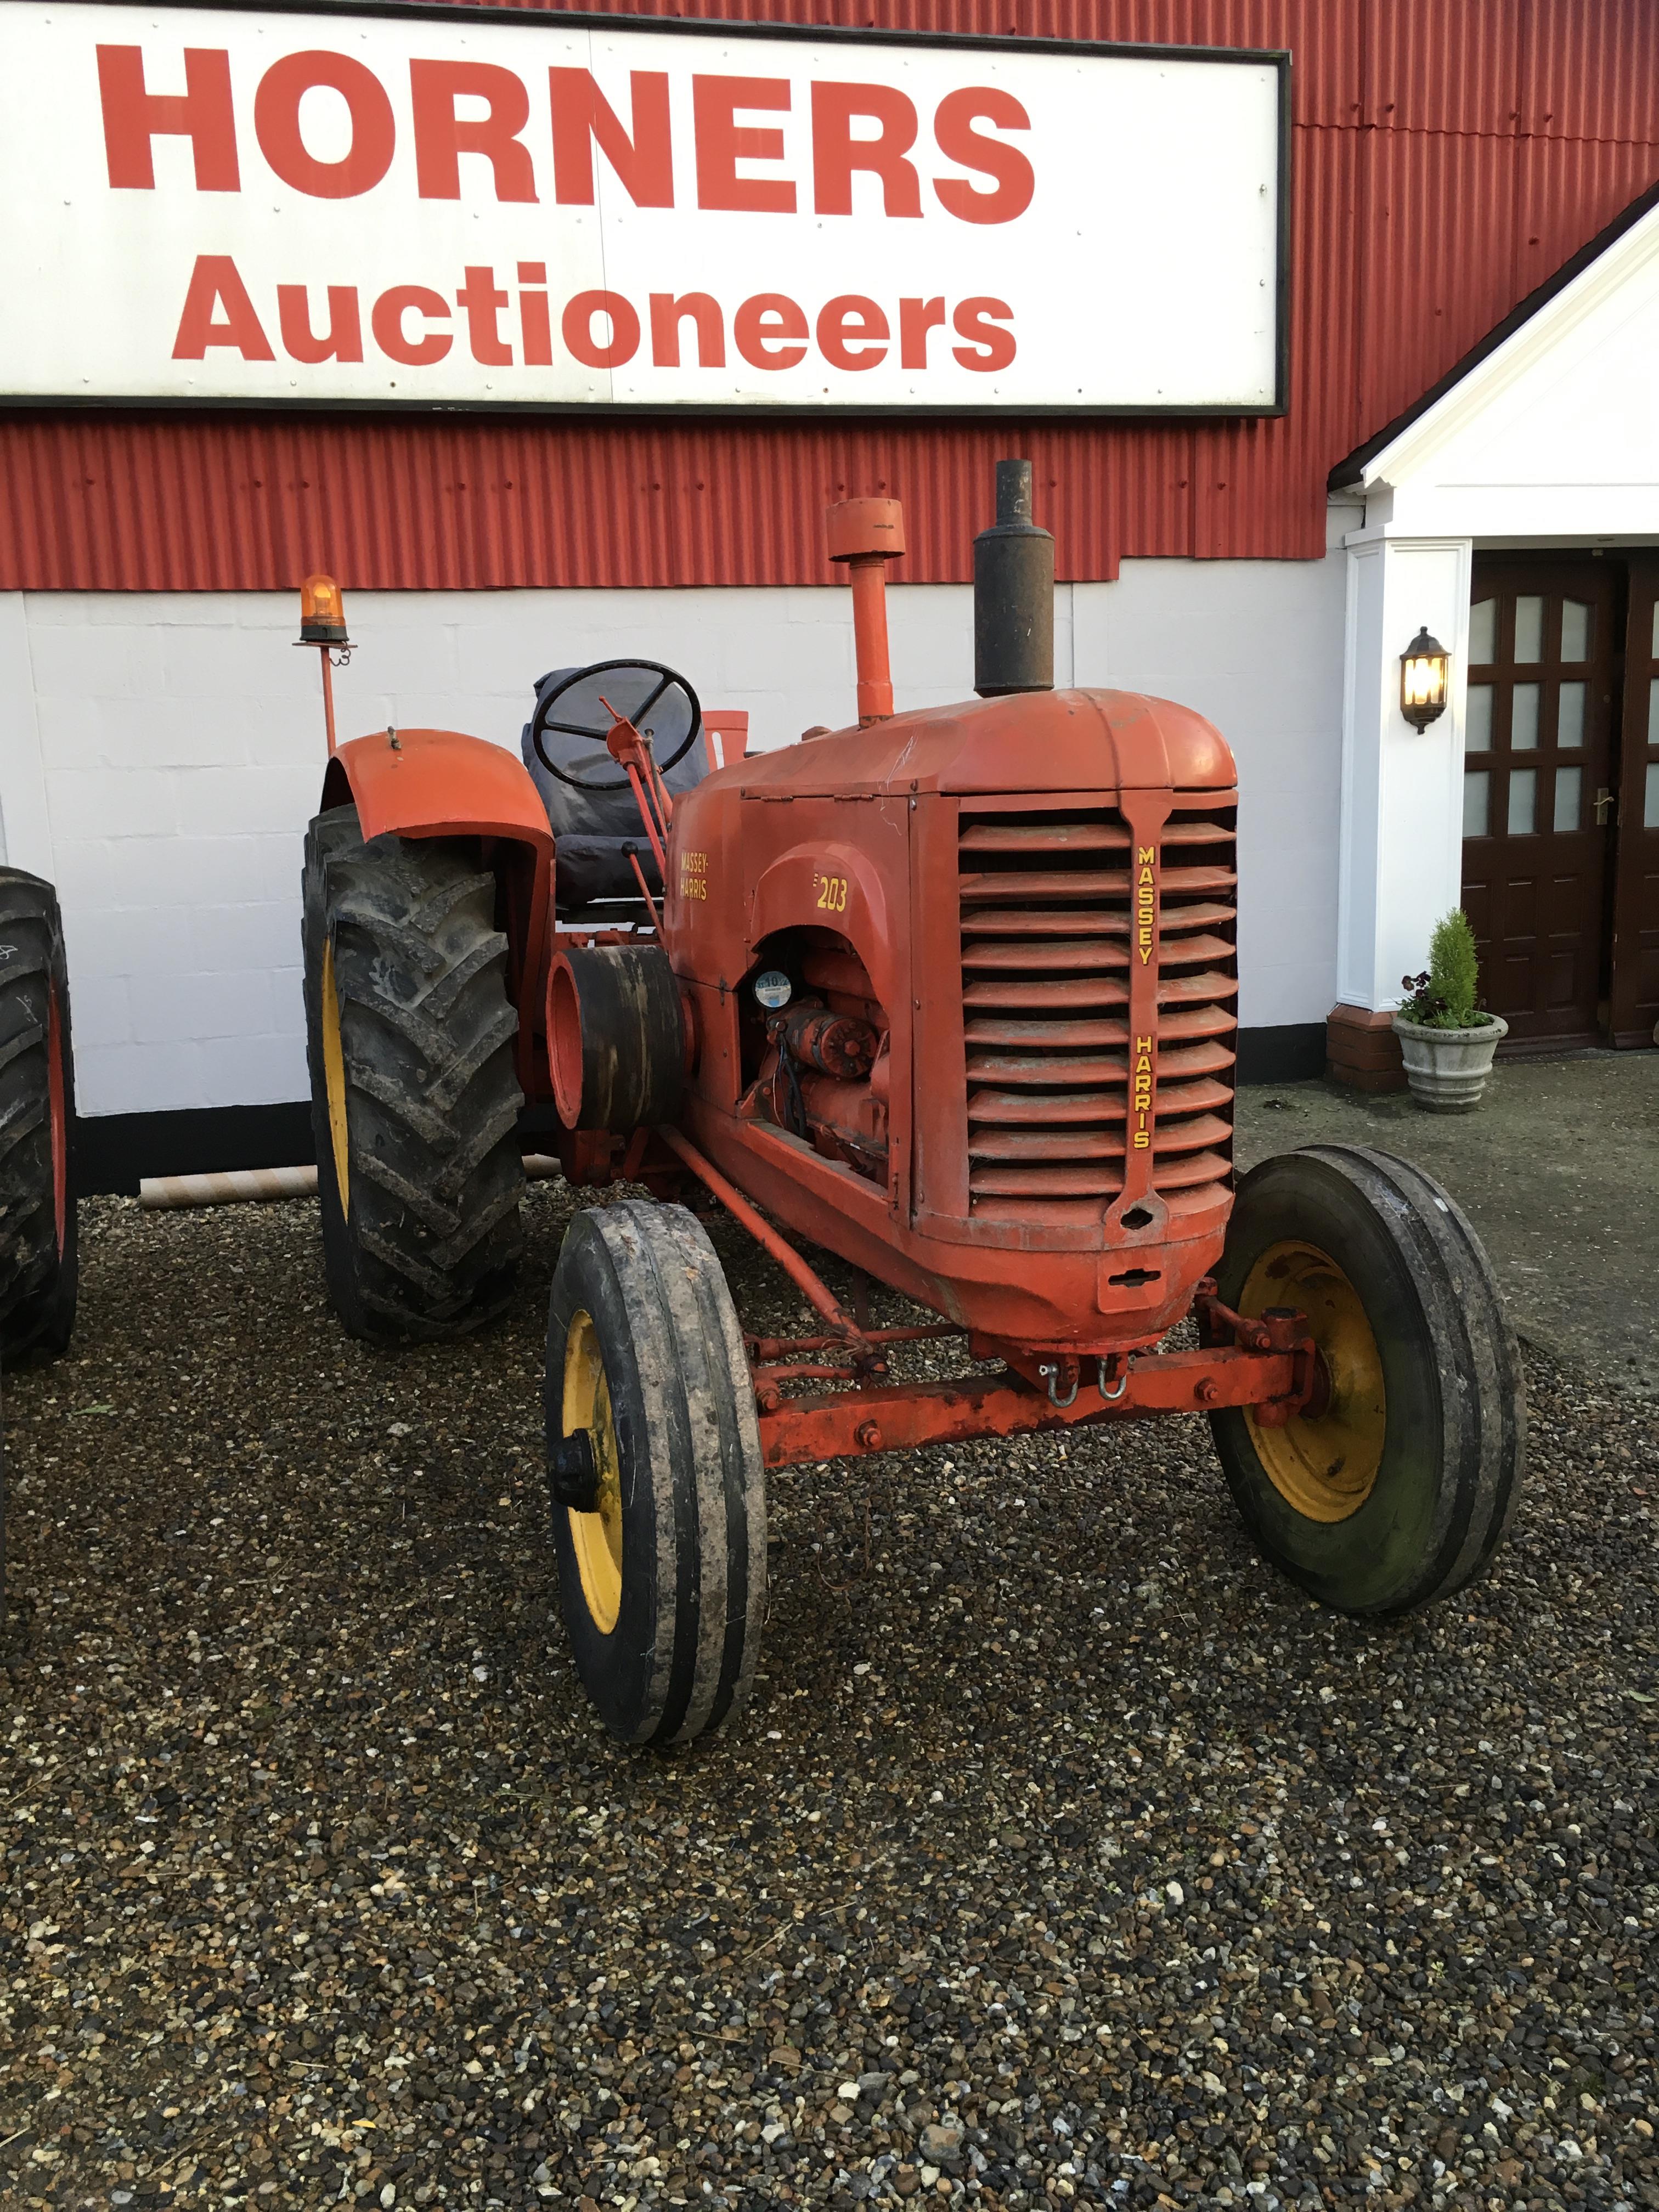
[0,541,1345,1120]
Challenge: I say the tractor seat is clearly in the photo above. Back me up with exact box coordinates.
[521,664,711,913]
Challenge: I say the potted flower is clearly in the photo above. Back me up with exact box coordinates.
[1392,910,1506,1112]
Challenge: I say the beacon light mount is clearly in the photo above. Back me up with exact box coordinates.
[296,573,353,755]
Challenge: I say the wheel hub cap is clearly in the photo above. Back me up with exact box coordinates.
[562,1308,624,1632]
[1240,1240,1386,1523]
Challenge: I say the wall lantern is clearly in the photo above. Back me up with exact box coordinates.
[1400,626,1449,730]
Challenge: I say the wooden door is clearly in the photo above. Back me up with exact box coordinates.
[1460,561,1618,1046]
[1611,563,1659,1046]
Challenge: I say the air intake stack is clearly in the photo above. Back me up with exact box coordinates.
[826,495,905,726]
[973,459,1054,698]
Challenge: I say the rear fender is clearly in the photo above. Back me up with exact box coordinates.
[323,729,554,1097]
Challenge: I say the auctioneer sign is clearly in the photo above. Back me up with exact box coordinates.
[0,2,1288,414]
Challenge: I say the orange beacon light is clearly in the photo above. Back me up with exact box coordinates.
[296,572,352,753]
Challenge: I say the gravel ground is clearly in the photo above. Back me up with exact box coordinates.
[2,1180,1657,2212]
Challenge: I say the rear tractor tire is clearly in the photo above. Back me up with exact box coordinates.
[1209,1144,1524,1617]
[0,870,77,1361]
[545,1200,766,1746]
[301,805,526,1342]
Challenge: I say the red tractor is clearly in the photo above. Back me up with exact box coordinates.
[298,463,1524,1747]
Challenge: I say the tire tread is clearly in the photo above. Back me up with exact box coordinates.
[1212,1143,1523,1616]
[1312,1146,1525,1599]
[0,869,77,1361]
[547,1200,765,1747]
[302,806,525,1342]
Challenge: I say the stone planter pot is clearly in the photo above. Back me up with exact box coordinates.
[1391,1012,1508,1113]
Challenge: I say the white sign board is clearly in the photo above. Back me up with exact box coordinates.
[0,2,1287,413]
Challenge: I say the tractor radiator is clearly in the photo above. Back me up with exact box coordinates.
[957,802,1238,1221]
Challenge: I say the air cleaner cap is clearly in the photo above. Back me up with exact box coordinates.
[825,497,906,563]
[753,970,792,1011]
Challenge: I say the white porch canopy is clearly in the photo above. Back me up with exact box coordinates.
[1333,184,1659,1013]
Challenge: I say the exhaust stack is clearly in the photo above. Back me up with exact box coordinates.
[974,459,1054,697]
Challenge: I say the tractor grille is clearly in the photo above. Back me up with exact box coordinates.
[957,802,1237,1219]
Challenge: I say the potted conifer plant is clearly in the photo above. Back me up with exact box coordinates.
[1392,910,1506,1111]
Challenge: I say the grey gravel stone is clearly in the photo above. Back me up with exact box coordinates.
[0,1181,1655,2212]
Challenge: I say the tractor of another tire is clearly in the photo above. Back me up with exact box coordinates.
[0,867,77,1362]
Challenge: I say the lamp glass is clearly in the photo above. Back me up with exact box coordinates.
[1400,629,1449,727]
[298,570,349,646]
[1404,653,1444,708]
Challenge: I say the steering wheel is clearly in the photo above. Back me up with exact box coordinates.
[528,659,702,792]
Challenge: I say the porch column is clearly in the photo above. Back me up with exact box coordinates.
[1328,528,1473,1087]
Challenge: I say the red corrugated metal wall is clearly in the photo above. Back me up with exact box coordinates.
[2,0,1656,591]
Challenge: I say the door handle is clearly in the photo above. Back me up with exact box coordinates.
[1594,787,1616,823]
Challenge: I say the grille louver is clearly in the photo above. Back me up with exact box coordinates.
[958,804,1237,1221]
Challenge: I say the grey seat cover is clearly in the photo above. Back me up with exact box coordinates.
[520,664,710,910]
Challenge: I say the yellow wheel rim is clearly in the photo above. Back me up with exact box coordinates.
[1239,1240,1386,1523]
[562,1308,624,1634]
[320,936,351,1218]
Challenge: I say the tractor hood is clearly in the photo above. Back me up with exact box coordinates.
[731,688,1235,799]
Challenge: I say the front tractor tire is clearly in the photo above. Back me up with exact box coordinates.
[0,869,77,1361]
[302,805,525,1342]
[545,1201,766,1747]
[1210,1145,1524,1617]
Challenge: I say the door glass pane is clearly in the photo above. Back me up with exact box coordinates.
[1553,765,1582,833]
[1514,596,1544,661]
[1650,602,1659,659]
[1468,597,1497,663]
[1556,681,1585,748]
[1649,676,1659,744]
[1511,684,1541,749]
[1647,762,1659,829]
[1465,684,1493,750]
[1508,768,1537,835]
[1560,600,1591,661]
[1463,770,1490,837]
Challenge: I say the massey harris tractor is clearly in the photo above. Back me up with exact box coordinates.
[298,462,1525,1747]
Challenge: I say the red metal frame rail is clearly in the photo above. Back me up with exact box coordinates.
[657,1123,1319,1472]
[755,1341,1301,1467]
